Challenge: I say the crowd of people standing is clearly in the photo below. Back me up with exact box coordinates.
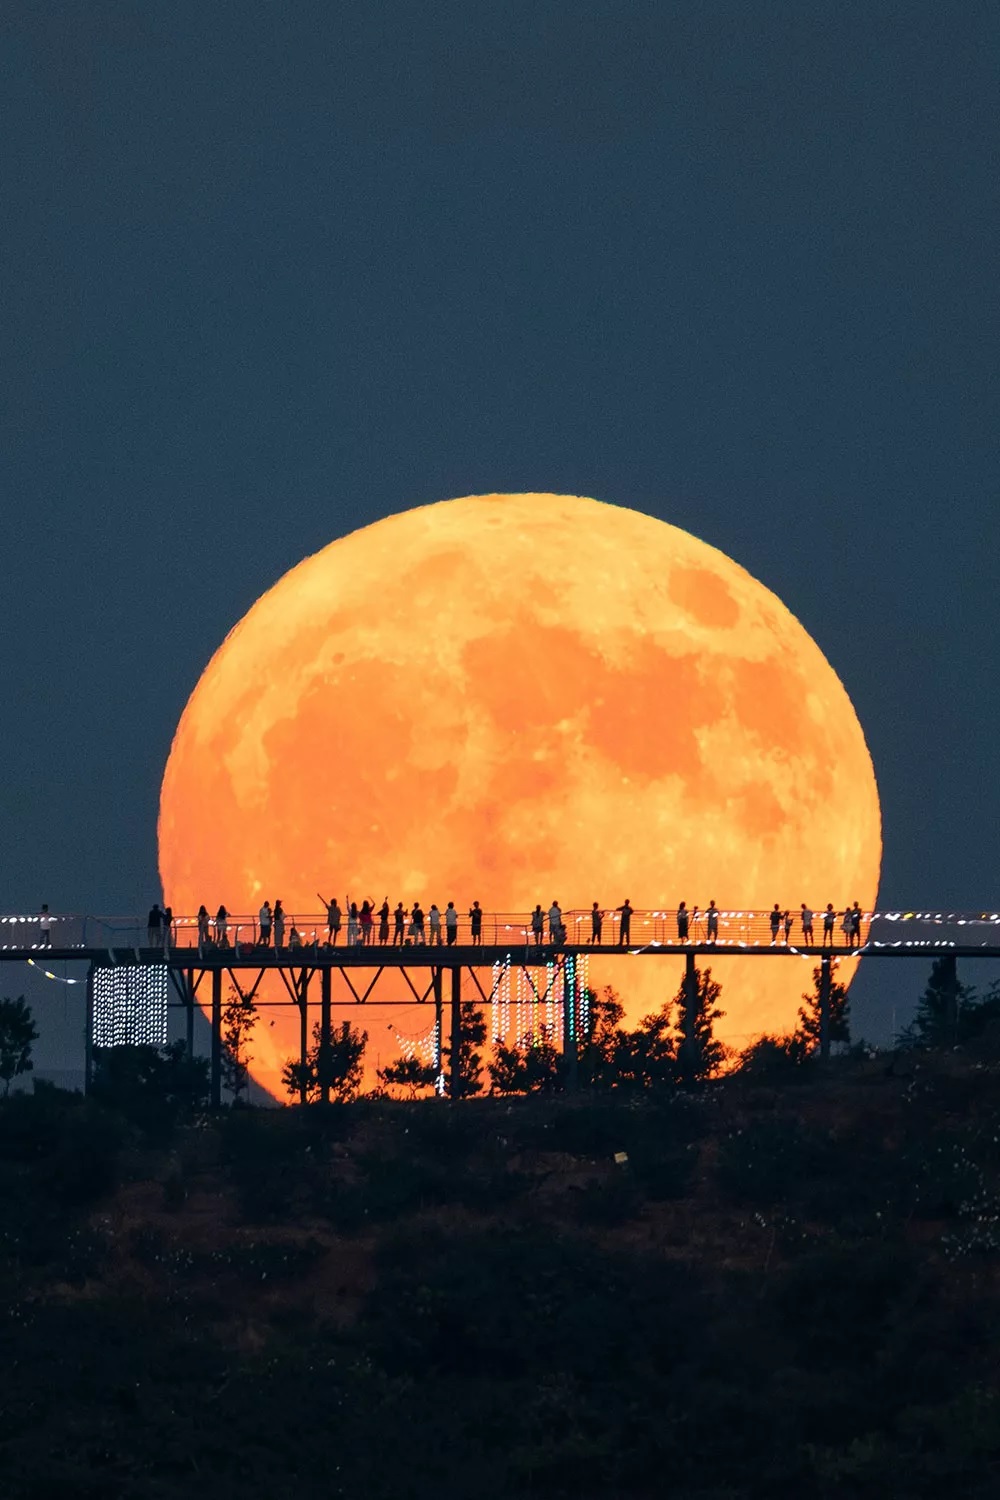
[142,898,869,951]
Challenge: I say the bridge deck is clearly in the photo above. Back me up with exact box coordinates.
[6,940,1000,967]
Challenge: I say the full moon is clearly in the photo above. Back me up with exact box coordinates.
[159,494,881,1095]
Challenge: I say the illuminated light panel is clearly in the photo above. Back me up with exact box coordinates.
[92,964,168,1048]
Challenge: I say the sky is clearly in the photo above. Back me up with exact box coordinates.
[1,1,998,1064]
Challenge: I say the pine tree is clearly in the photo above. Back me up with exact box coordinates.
[900,956,979,1049]
[442,1002,487,1098]
[0,996,38,1095]
[488,1033,562,1095]
[282,1019,368,1102]
[378,1054,438,1099]
[795,965,851,1052]
[674,966,727,1083]
[577,986,625,1088]
[615,1001,677,1088]
[220,987,257,1103]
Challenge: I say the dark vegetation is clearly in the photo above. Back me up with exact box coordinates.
[5,962,1000,1496]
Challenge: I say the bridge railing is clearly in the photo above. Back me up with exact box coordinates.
[3,907,999,953]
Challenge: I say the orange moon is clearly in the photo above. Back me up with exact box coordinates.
[159,493,881,1094]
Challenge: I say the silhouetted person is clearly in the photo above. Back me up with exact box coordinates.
[617,899,632,946]
[147,904,163,947]
[849,901,863,949]
[318,895,342,944]
[445,901,458,945]
[548,901,562,945]
[258,901,272,947]
[841,906,852,948]
[706,900,719,943]
[38,904,52,946]
[591,903,603,944]
[469,901,483,944]
[162,906,173,950]
[347,902,360,945]
[531,905,544,946]
[801,904,814,945]
[822,903,836,947]
[289,926,302,949]
[677,902,689,942]
[783,909,793,943]
[360,900,375,945]
[216,905,229,947]
[410,903,425,943]
[767,904,781,944]
[273,900,286,949]
[197,905,210,945]
[378,899,390,945]
[393,903,405,945]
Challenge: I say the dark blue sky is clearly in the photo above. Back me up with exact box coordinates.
[2,2,998,1050]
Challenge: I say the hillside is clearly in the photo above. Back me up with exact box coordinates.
[4,1053,1000,1498]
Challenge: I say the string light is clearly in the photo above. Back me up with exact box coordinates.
[26,958,82,985]
[390,1020,438,1066]
[91,964,168,1048]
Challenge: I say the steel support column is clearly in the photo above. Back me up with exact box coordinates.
[320,966,332,1105]
[210,967,222,1108]
[680,951,699,1081]
[450,966,462,1100]
[185,968,195,1058]
[819,955,832,1061]
[299,969,311,1106]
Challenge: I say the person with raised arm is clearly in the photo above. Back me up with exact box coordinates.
[318,894,342,945]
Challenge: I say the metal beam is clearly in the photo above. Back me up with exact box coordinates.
[320,966,332,1106]
[210,967,222,1108]
[450,967,462,1100]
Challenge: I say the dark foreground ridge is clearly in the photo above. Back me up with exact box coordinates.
[6,1048,1000,1498]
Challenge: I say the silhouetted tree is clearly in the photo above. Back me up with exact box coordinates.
[674,965,727,1083]
[899,956,979,1049]
[488,1030,563,1095]
[613,1002,677,1089]
[0,996,38,1095]
[442,1002,486,1098]
[378,1054,438,1099]
[221,986,258,1103]
[90,1042,209,1138]
[795,964,851,1052]
[736,1033,809,1079]
[577,986,625,1088]
[282,1020,367,1103]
